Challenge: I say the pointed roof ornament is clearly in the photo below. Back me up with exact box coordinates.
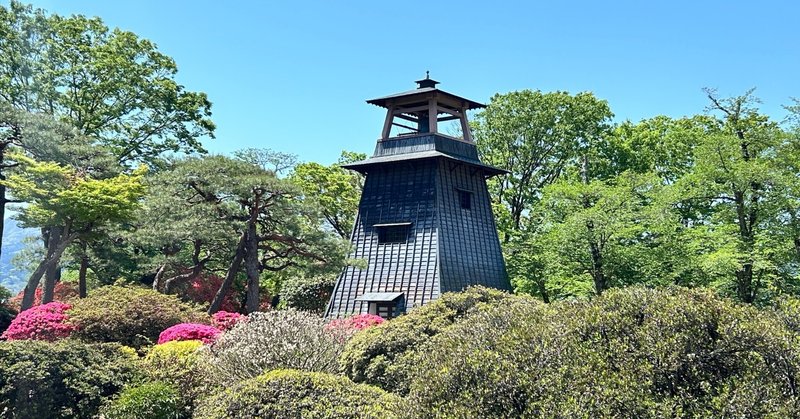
[415,71,439,89]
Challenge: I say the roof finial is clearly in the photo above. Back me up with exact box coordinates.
[415,72,439,89]
[426,70,430,79]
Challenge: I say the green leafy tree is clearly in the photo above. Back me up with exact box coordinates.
[2,154,145,310]
[291,151,365,238]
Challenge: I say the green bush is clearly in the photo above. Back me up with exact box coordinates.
[202,309,346,385]
[194,369,403,419]
[0,285,14,335]
[142,340,209,416]
[68,285,208,348]
[103,381,182,419]
[280,275,335,313]
[0,339,140,418]
[339,286,517,393]
[403,286,800,418]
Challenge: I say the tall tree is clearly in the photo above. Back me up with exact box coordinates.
[290,151,365,238]
[2,154,145,310]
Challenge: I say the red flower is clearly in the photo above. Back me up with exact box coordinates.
[211,311,245,331]
[1,301,75,341]
[157,323,221,344]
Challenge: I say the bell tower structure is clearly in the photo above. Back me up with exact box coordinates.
[325,76,510,319]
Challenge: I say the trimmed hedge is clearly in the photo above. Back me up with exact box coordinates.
[194,369,403,419]
[339,286,517,393]
[0,340,140,418]
[103,381,182,419]
[142,340,209,416]
[68,286,208,348]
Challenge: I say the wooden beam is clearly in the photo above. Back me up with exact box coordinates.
[392,121,419,132]
[382,105,395,139]
[395,113,419,123]
[460,107,472,142]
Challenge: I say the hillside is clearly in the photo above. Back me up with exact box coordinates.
[0,218,35,293]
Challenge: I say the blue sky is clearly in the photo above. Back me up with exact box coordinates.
[27,0,800,164]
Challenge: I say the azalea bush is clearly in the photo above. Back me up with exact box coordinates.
[202,309,346,385]
[0,301,75,341]
[211,311,244,331]
[7,282,79,312]
[102,381,182,419]
[0,340,140,418]
[280,275,336,313]
[328,313,385,331]
[142,340,209,416]
[194,369,403,419]
[158,323,220,344]
[183,273,241,313]
[68,286,208,348]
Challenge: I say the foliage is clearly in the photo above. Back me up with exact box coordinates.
[290,151,366,238]
[68,285,207,348]
[158,323,220,345]
[142,340,208,417]
[0,340,140,418]
[211,311,244,331]
[202,309,347,385]
[403,287,800,418]
[103,381,182,419]
[1,301,74,341]
[7,280,78,311]
[184,273,241,312]
[279,274,336,313]
[194,369,403,419]
[339,286,516,393]
[0,285,13,335]
[0,0,215,164]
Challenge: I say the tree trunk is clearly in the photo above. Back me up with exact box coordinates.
[41,226,63,304]
[208,231,247,314]
[20,232,77,311]
[78,243,89,298]
[244,223,261,314]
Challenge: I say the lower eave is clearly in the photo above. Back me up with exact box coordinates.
[340,150,509,177]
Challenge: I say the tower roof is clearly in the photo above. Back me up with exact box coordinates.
[366,76,485,110]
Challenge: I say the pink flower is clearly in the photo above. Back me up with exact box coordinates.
[211,311,245,331]
[1,301,75,341]
[157,323,220,344]
[327,313,385,332]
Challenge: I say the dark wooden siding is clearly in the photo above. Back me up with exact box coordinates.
[326,160,439,318]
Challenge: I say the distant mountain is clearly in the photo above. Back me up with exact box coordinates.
[1,217,36,294]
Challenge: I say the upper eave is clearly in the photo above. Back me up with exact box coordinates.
[341,150,508,177]
[366,87,485,110]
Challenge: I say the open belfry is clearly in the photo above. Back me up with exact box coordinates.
[325,76,511,319]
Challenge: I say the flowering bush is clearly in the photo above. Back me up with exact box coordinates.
[8,282,79,312]
[183,273,241,313]
[202,310,346,385]
[328,314,385,331]
[158,323,220,344]
[211,311,244,331]
[1,301,75,341]
[68,286,208,348]
[143,340,208,414]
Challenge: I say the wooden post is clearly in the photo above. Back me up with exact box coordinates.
[460,107,471,142]
[381,105,394,139]
[428,98,437,134]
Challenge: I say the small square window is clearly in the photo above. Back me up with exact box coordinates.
[377,224,410,244]
[457,190,472,209]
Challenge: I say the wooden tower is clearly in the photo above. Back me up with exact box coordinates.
[325,76,510,319]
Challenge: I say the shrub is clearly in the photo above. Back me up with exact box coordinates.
[1,301,75,341]
[158,323,220,344]
[0,286,15,336]
[403,287,800,418]
[280,275,335,313]
[339,286,515,393]
[211,311,244,331]
[202,309,346,385]
[142,340,209,416]
[328,313,385,331]
[194,369,403,419]
[7,281,79,312]
[0,340,140,418]
[68,286,208,348]
[103,381,182,419]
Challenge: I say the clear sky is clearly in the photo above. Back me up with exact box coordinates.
[23,0,800,165]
